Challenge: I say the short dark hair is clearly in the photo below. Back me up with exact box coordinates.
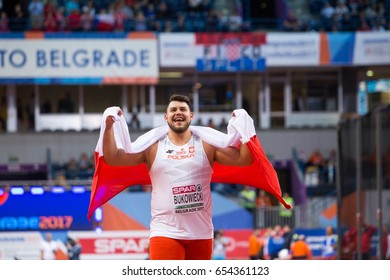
[168,94,192,110]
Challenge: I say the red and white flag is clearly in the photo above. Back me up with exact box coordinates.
[87,107,291,219]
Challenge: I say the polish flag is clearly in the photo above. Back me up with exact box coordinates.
[87,107,291,219]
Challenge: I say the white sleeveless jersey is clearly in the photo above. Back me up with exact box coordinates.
[149,134,214,240]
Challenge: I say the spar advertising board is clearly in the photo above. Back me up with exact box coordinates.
[68,229,255,260]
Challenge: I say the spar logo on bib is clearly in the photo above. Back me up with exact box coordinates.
[172,185,197,195]
[172,184,204,214]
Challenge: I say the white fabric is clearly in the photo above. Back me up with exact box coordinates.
[96,107,256,155]
[149,134,213,239]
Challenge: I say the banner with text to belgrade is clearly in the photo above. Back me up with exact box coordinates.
[0,32,158,84]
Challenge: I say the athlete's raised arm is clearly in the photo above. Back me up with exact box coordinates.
[103,110,146,166]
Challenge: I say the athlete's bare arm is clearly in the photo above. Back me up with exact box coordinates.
[103,112,146,166]
[203,142,253,167]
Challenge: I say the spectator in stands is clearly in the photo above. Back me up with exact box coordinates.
[40,232,58,260]
[321,225,337,259]
[134,10,147,31]
[279,192,294,228]
[266,228,285,259]
[81,0,96,18]
[10,4,27,32]
[320,1,335,31]
[28,0,44,31]
[113,1,127,31]
[67,8,81,31]
[0,10,9,32]
[283,8,300,31]
[66,237,82,260]
[282,224,294,251]
[56,6,67,31]
[66,157,79,179]
[78,152,93,178]
[239,185,256,213]
[65,0,80,16]
[361,224,376,260]
[174,13,187,32]
[95,8,114,32]
[205,9,218,32]
[248,229,262,260]
[341,226,357,259]
[212,229,227,260]
[290,234,312,260]
[129,112,141,131]
[44,11,59,31]
[207,118,216,129]
[80,9,93,31]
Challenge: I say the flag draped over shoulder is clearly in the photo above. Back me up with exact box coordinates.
[87,107,291,219]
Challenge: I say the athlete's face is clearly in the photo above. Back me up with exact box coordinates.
[165,101,193,133]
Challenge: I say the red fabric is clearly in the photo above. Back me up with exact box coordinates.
[87,135,290,219]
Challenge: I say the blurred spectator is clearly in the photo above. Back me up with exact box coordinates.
[10,4,27,32]
[129,112,141,130]
[78,152,93,173]
[67,9,81,31]
[219,117,228,131]
[212,229,227,260]
[174,13,186,32]
[56,7,66,31]
[28,0,44,30]
[239,185,256,212]
[283,8,300,31]
[361,224,376,260]
[134,10,147,31]
[81,0,96,17]
[341,226,357,259]
[44,12,58,31]
[66,157,79,178]
[65,0,80,16]
[279,192,294,228]
[248,229,262,260]
[290,234,312,260]
[80,9,93,31]
[207,118,216,129]
[66,237,82,260]
[40,232,58,260]
[113,1,127,31]
[266,228,285,259]
[256,190,272,208]
[321,225,337,259]
[205,9,218,32]
[96,8,114,32]
[0,10,9,32]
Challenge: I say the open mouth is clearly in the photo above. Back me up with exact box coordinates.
[174,117,184,123]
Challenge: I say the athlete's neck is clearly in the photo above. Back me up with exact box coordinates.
[167,131,192,146]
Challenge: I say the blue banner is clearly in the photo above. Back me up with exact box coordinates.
[0,190,92,231]
[196,57,266,72]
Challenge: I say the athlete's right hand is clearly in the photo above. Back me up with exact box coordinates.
[105,109,123,129]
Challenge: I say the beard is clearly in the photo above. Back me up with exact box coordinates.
[167,120,191,133]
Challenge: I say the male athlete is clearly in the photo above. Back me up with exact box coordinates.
[103,94,253,260]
